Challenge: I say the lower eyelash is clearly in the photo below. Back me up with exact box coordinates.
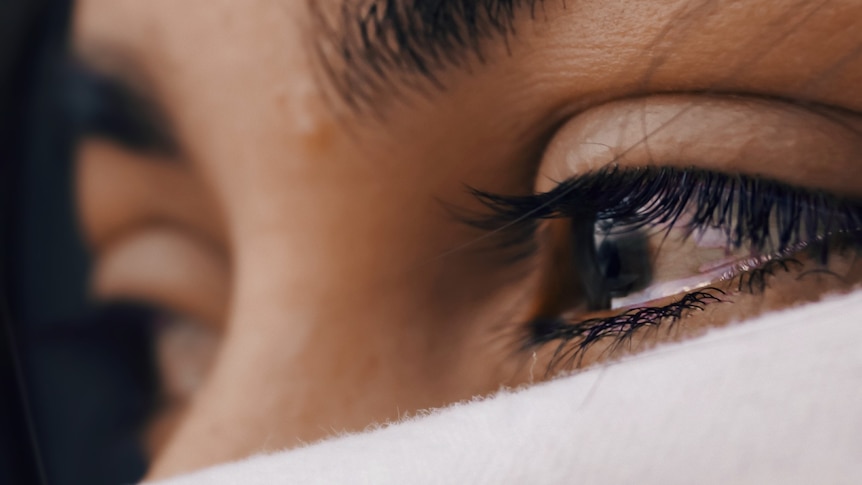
[524,255,817,373]
[525,289,727,373]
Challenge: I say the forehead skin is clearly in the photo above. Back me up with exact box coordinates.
[73,0,862,479]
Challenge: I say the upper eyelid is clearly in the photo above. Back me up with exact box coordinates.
[536,95,862,199]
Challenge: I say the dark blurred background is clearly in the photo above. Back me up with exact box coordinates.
[2,1,156,483]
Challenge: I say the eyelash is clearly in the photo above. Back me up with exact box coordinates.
[469,166,862,367]
[525,257,814,371]
[525,288,727,371]
[471,166,862,254]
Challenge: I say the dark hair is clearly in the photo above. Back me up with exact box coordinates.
[2,1,157,484]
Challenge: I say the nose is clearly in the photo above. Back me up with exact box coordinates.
[138,78,503,478]
[145,220,496,478]
[81,3,526,476]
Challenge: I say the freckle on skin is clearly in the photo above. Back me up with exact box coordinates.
[283,80,337,156]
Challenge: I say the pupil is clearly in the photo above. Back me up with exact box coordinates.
[598,240,622,280]
[596,230,652,299]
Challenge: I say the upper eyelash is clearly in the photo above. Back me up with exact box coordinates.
[469,165,862,259]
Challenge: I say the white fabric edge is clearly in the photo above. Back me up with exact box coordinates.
[153,291,862,485]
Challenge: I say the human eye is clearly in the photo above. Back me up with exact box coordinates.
[468,96,862,371]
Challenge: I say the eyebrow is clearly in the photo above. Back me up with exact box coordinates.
[63,59,179,157]
[311,0,544,111]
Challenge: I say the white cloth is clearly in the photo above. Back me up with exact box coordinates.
[155,292,862,485]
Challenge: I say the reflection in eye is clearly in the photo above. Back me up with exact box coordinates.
[472,166,862,368]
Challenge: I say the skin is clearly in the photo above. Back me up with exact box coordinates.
[71,0,862,479]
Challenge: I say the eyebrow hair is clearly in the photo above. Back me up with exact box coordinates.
[310,0,545,111]
[62,59,179,157]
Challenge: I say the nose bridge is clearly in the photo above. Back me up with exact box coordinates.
[137,3,479,473]
[208,144,442,433]
[151,246,449,476]
[225,216,440,387]
[151,320,429,480]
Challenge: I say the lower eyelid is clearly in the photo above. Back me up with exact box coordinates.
[524,288,728,371]
[523,245,860,371]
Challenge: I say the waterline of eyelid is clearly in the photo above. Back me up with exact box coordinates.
[611,274,717,309]
[609,251,800,310]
